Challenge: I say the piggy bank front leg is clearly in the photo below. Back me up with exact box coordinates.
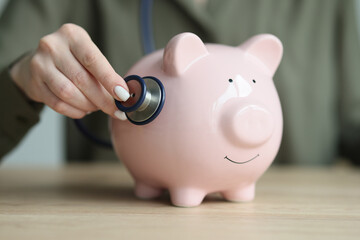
[135,182,163,199]
[221,183,256,202]
[169,188,207,207]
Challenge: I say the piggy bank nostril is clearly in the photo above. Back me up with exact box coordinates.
[232,106,274,147]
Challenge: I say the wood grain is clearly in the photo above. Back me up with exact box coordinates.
[0,163,359,240]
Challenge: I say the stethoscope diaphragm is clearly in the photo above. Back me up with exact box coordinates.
[115,75,165,125]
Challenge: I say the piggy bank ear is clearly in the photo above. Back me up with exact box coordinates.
[163,32,209,76]
[239,34,283,76]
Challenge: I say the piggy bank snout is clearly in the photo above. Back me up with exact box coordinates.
[224,105,275,147]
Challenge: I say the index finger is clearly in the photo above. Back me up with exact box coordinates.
[64,25,130,102]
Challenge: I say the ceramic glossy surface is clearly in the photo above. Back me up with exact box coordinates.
[111,33,283,207]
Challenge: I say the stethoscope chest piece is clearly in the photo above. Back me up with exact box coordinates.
[115,75,165,125]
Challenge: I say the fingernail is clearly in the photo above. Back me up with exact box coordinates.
[114,86,130,102]
[114,110,127,121]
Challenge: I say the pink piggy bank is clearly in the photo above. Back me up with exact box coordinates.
[111,32,283,207]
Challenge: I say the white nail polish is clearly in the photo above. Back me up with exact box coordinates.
[114,86,130,102]
[114,110,127,121]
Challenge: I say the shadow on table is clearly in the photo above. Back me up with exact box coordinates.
[59,183,225,206]
[1,180,227,207]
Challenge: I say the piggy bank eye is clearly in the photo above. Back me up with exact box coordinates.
[252,79,256,83]
[228,79,233,83]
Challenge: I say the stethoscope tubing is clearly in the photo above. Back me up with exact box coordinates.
[73,0,156,148]
[140,0,155,55]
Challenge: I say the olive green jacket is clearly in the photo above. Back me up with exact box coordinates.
[1,0,359,165]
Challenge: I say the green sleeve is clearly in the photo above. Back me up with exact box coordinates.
[0,0,73,159]
[338,0,360,165]
[0,67,43,158]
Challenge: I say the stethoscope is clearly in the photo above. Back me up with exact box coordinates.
[115,0,165,125]
[74,0,165,147]
[114,74,165,125]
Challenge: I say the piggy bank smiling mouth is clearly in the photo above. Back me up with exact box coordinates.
[224,154,260,164]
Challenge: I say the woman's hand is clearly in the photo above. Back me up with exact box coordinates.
[10,23,129,119]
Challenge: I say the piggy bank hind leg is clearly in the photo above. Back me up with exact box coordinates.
[135,182,163,199]
[221,184,255,202]
[169,188,207,207]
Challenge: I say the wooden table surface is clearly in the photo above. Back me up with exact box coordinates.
[0,163,359,240]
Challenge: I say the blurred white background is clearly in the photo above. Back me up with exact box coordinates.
[0,0,360,168]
